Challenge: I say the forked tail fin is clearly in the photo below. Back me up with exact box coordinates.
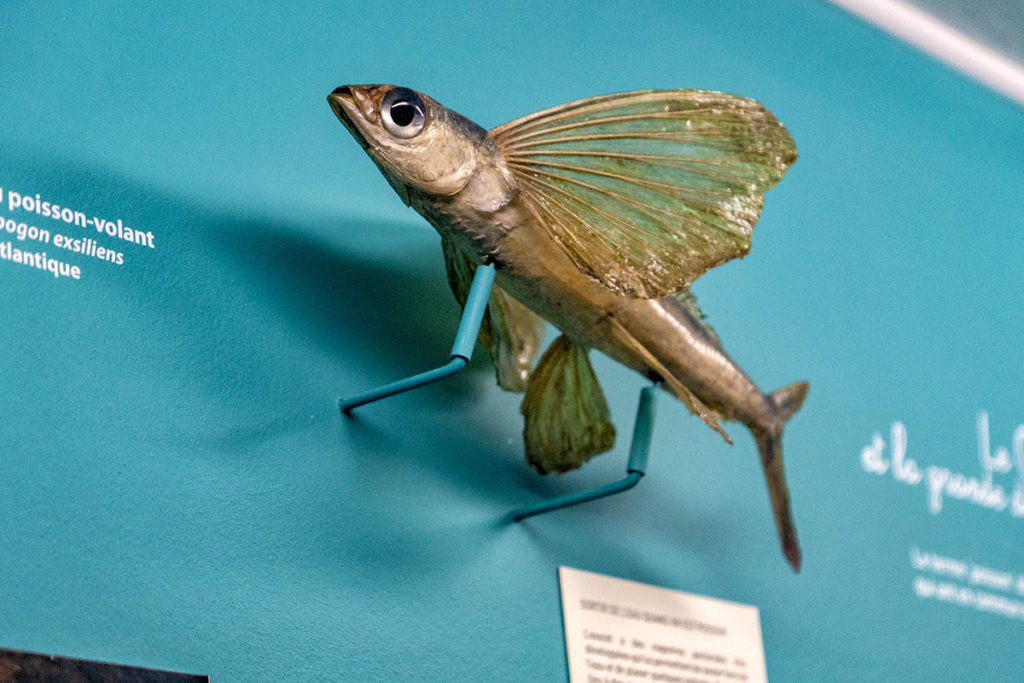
[757,381,809,572]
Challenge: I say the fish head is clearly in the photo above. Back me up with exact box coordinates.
[328,84,486,202]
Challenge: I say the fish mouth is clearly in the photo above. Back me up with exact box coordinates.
[328,85,389,151]
[327,85,356,120]
[328,85,374,150]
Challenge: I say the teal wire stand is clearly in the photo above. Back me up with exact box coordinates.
[339,263,496,414]
[511,383,658,521]
[341,264,658,519]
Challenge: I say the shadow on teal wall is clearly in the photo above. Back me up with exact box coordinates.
[1,1,1022,681]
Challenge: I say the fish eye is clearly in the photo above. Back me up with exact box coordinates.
[381,87,426,139]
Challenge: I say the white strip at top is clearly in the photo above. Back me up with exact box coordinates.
[828,0,1024,107]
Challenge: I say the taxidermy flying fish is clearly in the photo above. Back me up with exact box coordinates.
[329,84,808,571]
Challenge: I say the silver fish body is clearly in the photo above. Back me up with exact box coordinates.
[425,156,775,431]
[329,84,806,570]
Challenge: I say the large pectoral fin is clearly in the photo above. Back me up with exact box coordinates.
[520,335,616,474]
[490,89,797,299]
[441,236,546,392]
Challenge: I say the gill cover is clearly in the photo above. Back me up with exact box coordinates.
[328,84,486,198]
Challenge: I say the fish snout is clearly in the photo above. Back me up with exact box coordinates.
[328,85,352,107]
[328,86,377,151]
[328,84,384,124]
[327,85,357,122]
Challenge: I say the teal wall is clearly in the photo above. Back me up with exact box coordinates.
[2,1,1022,680]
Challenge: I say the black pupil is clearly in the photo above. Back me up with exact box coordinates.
[390,102,417,127]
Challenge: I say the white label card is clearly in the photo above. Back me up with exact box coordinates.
[559,567,768,683]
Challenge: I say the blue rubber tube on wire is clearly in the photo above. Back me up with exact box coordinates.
[339,263,496,414]
[511,383,658,521]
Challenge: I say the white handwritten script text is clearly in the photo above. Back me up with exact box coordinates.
[861,412,1024,518]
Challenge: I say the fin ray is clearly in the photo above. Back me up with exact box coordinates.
[491,89,797,299]
[520,335,616,474]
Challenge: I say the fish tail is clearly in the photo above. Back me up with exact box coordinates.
[770,381,809,424]
[755,381,809,572]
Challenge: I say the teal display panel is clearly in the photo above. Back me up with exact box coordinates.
[1,2,1022,680]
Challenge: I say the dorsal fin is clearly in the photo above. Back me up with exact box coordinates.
[671,287,722,349]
